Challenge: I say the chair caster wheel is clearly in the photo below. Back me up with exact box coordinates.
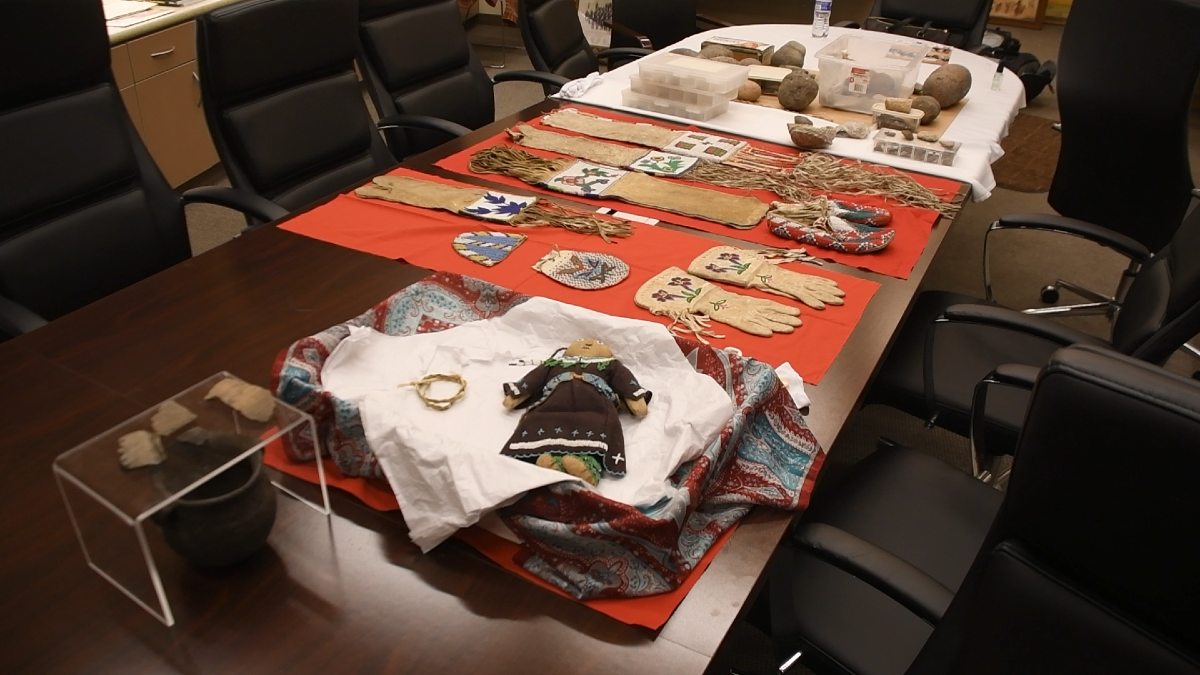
[1040,286,1060,303]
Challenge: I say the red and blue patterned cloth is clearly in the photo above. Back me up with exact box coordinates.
[274,272,824,599]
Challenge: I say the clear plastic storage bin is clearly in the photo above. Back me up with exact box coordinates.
[871,129,961,166]
[636,53,748,93]
[629,74,740,107]
[816,34,929,113]
[621,88,731,121]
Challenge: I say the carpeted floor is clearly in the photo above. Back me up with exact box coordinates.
[991,113,1062,192]
[173,17,1200,675]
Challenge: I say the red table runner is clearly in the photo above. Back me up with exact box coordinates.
[433,105,961,280]
[279,168,880,383]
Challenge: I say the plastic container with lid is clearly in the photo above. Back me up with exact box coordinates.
[636,53,748,93]
[621,88,731,121]
[629,74,740,108]
[815,34,929,113]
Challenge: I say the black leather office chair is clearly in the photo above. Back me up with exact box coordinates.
[0,0,284,338]
[517,0,651,87]
[763,346,1200,675]
[840,0,993,51]
[608,0,733,51]
[356,0,568,159]
[197,0,466,215]
[1029,0,1200,318]
[867,200,1200,459]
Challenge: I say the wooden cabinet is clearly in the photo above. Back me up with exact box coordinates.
[111,21,218,187]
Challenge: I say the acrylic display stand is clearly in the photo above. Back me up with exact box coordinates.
[52,372,330,626]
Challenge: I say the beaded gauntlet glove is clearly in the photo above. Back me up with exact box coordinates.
[635,268,802,338]
[688,246,845,310]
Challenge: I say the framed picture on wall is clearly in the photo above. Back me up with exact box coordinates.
[989,0,1048,28]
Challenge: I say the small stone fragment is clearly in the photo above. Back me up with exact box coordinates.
[699,45,735,60]
[940,139,957,149]
[836,122,870,139]
[670,48,700,58]
[910,95,942,124]
[150,400,197,437]
[118,430,165,469]
[737,80,762,102]
[884,97,912,113]
[917,131,940,143]
[883,130,896,137]
[739,57,761,66]
[770,41,806,68]
[206,379,276,422]
[901,130,915,140]
[710,56,740,64]
[777,70,819,111]
[788,123,836,149]
[921,64,972,108]
[793,115,813,125]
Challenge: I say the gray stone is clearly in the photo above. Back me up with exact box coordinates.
[699,45,735,60]
[917,131,940,142]
[910,95,942,124]
[739,57,761,66]
[921,64,972,108]
[793,115,814,125]
[710,56,740,65]
[788,123,836,149]
[770,41,806,68]
[836,122,870,139]
[670,48,700,58]
[776,71,819,112]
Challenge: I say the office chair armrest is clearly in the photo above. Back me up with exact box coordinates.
[969,363,1043,459]
[606,20,653,48]
[597,47,654,62]
[792,522,953,626]
[376,114,471,139]
[696,13,734,28]
[937,303,1111,348]
[0,295,49,336]
[181,186,288,223]
[834,20,862,28]
[988,362,1042,389]
[493,70,571,91]
[994,213,1152,262]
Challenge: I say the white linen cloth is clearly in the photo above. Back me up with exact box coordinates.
[561,25,1026,201]
[557,72,605,99]
[320,298,735,552]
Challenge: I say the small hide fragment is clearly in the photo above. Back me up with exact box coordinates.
[788,124,836,149]
[150,400,197,436]
[118,430,165,469]
[206,379,276,422]
[836,122,870,139]
[884,97,912,113]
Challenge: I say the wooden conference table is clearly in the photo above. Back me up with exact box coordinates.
[0,98,966,674]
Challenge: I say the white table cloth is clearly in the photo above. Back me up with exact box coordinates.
[562,25,1027,201]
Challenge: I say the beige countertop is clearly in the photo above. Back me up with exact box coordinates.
[107,0,244,44]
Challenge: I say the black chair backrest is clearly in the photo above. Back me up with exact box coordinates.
[357,0,495,158]
[196,0,395,213]
[1049,0,1200,252]
[0,0,189,321]
[517,0,598,80]
[1109,203,1200,363]
[872,0,993,50]
[908,346,1200,675]
[609,0,697,50]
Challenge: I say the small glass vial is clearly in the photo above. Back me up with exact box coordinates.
[812,0,832,38]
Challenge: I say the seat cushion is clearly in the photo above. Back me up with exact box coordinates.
[871,290,1070,440]
[525,0,595,77]
[777,445,1002,675]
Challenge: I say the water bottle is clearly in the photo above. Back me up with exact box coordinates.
[812,0,832,38]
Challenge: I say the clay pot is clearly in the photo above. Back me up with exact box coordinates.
[154,449,276,568]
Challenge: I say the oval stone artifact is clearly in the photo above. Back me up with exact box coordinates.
[710,56,740,64]
[737,80,763,102]
[910,95,942,124]
[921,64,972,108]
[788,123,836,149]
[699,44,735,60]
[770,41,807,68]
[739,57,761,66]
[670,47,700,58]
[777,70,819,111]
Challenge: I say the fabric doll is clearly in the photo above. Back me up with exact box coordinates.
[500,339,651,486]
